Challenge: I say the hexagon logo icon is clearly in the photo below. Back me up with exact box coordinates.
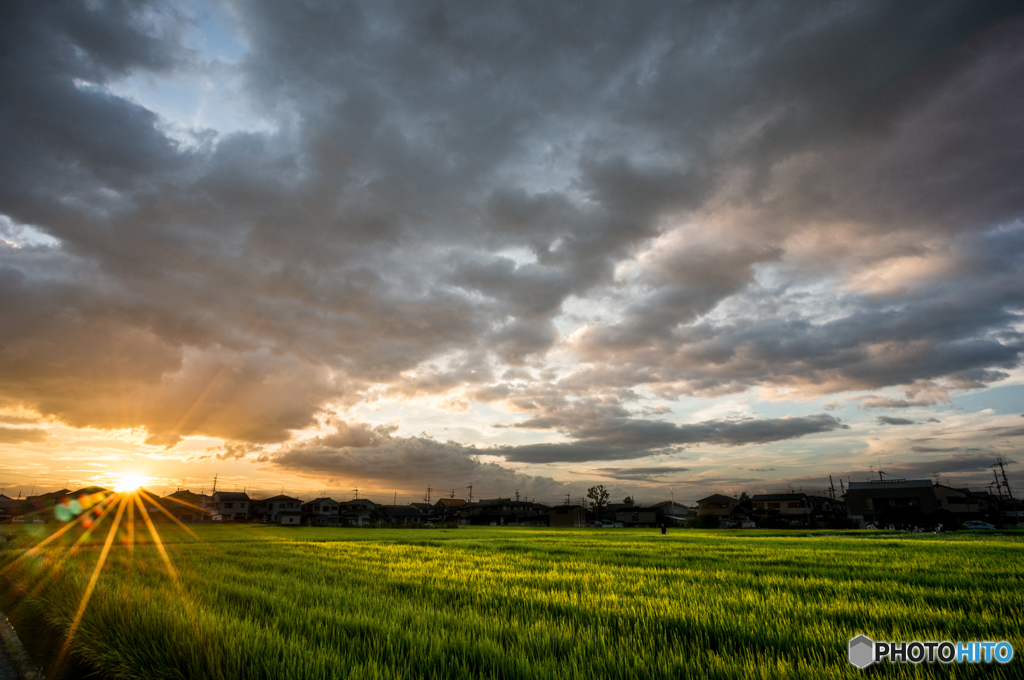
[848,635,875,669]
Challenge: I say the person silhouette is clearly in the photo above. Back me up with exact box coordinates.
[660,522,666,535]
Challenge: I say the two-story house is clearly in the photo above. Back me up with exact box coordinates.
[301,497,341,525]
[251,495,302,523]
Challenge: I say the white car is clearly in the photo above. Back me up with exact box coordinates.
[962,520,996,530]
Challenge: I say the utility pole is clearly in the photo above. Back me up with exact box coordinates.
[997,457,1013,499]
[467,485,473,503]
[828,475,836,501]
[352,488,359,500]
[564,492,571,506]
[212,473,218,494]
[515,489,520,502]
[424,486,432,503]
[450,489,455,498]
[393,491,397,505]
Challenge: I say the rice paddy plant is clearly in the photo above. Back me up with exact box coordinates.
[1,525,1021,679]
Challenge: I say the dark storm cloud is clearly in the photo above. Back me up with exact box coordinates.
[877,416,917,426]
[0,0,1022,456]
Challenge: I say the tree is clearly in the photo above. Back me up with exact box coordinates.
[623,496,634,506]
[587,485,610,512]
[739,492,750,503]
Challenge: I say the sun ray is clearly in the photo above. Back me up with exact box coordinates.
[169,359,234,436]
[133,493,179,587]
[22,499,124,601]
[159,494,210,515]
[126,492,135,561]
[55,493,128,669]
[0,492,117,578]
[138,489,202,540]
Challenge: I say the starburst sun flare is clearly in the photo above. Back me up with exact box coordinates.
[113,474,149,493]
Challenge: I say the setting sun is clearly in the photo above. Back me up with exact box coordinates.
[113,473,148,493]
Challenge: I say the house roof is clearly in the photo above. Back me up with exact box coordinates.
[257,494,300,503]
[71,487,111,496]
[302,497,339,506]
[651,501,690,509]
[752,493,807,502]
[549,504,585,511]
[409,503,433,510]
[31,490,71,502]
[847,479,932,490]
[382,505,424,517]
[213,491,251,501]
[697,494,738,503]
[166,489,203,500]
[435,498,467,508]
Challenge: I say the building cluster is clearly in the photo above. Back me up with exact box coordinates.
[1,473,1020,530]
[159,491,694,528]
[695,477,1022,529]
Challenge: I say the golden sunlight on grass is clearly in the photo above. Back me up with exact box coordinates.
[1,485,195,676]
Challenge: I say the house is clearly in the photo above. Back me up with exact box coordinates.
[844,479,936,526]
[249,495,301,523]
[433,497,468,522]
[0,494,21,523]
[649,501,692,526]
[549,504,586,527]
[25,489,71,523]
[696,494,739,518]
[409,502,436,522]
[381,505,425,525]
[932,484,981,517]
[340,499,377,525]
[162,490,210,522]
[301,498,341,526]
[614,506,661,527]
[460,499,550,526]
[751,493,812,526]
[207,491,251,521]
[651,501,692,518]
[278,511,302,526]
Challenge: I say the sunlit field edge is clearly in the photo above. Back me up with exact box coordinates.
[1,524,1022,679]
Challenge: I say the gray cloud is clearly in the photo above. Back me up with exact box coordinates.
[272,423,567,498]
[592,466,690,483]
[502,413,847,463]
[877,416,917,426]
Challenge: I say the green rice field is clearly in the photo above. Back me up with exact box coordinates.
[1,523,1022,679]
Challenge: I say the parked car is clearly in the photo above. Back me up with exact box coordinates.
[962,520,996,530]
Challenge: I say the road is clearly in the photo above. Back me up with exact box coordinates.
[0,642,20,680]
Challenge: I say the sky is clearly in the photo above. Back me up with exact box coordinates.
[1,0,1023,506]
